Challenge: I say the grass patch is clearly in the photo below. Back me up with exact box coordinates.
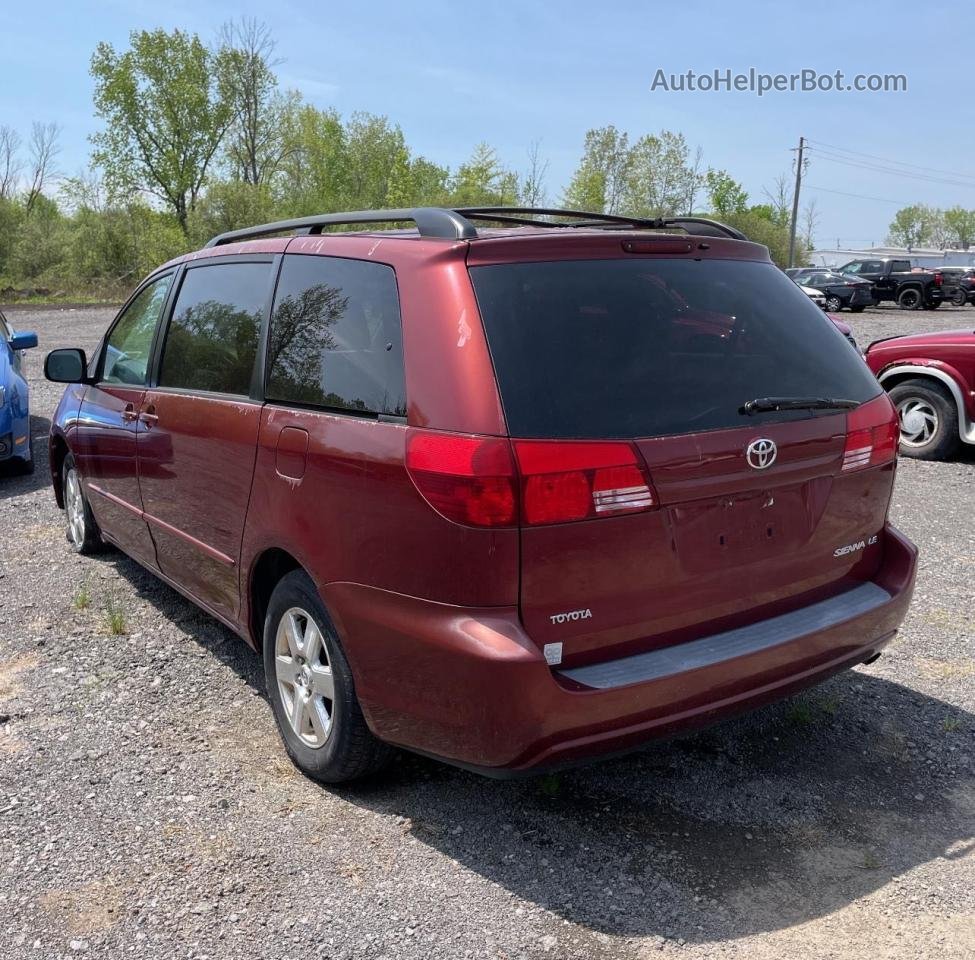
[103,598,127,636]
[73,584,92,610]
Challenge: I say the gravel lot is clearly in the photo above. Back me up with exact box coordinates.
[1,302,972,960]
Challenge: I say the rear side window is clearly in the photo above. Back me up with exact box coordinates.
[470,258,882,440]
[159,261,272,395]
[265,255,406,416]
[890,260,911,273]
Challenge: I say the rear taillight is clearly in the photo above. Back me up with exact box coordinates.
[406,431,658,527]
[842,394,899,472]
[514,440,657,526]
[934,272,943,286]
[406,432,517,527]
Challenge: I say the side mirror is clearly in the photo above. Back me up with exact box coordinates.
[45,348,89,384]
[10,331,38,351]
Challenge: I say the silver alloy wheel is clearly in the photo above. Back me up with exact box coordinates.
[65,468,86,548]
[274,606,335,748]
[897,397,938,447]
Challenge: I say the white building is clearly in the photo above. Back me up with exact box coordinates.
[807,246,975,270]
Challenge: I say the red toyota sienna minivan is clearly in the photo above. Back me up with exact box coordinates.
[45,207,918,782]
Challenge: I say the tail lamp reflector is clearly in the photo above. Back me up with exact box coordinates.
[843,394,899,472]
[406,431,658,528]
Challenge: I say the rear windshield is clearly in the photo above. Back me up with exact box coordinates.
[470,258,881,439]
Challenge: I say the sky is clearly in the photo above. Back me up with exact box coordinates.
[2,0,972,251]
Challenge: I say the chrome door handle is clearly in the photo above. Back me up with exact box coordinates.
[139,405,159,428]
[121,403,138,422]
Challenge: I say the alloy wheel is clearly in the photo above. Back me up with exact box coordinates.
[65,468,86,548]
[274,606,335,748]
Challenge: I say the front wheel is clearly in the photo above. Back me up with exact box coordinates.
[888,379,960,461]
[263,570,392,783]
[952,289,968,307]
[897,287,922,310]
[825,294,843,312]
[62,455,103,553]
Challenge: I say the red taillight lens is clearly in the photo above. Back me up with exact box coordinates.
[514,440,657,525]
[406,431,517,527]
[407,432,658,527]
[842,394,899,472]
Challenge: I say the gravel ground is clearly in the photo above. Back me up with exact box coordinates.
[0,303,972,960]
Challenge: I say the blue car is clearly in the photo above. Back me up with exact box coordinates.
[0,310,39,475]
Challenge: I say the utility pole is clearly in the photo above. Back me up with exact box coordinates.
[787,135,805,268]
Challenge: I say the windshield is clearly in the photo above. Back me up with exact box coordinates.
[470,258,882,439]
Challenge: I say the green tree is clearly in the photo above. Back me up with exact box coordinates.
[623,131,700,217]
[448,143,519,207]
[562,125,631,213]
[90,29,235,234]
[887,204,934,249]
[704,169,749,217]
[942,207,975,250]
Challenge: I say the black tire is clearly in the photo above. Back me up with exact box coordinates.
[952,289,968,307]
[62,454,103,554]
[825,294,843,312]
[6,434,34,475]
[263,569,392,783]
[888,379,960,461]
[849,305,866,313]
[897,287,922,310]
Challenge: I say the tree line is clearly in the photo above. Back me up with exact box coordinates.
[1,21,820,299]
[886,205,975,251]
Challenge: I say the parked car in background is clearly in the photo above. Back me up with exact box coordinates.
[866,328,975,460]
[937,266,975,307]
[0,310,38,475]
[836,258,943,310]
[798,282,827,310]
[45,206,917,782]
[791,270,876,313]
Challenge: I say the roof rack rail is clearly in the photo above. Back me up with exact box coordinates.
[204,207,478,248]
[204,206,749,248]
[456,207,747,240]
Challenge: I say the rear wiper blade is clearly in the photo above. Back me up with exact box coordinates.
[740,396,859,415]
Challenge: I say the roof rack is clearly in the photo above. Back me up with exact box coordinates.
[457,207,747,240]
[204,207,478,247]
[204,206,747,248]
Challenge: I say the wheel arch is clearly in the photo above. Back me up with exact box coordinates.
[247,547,304,651]
[50,432,70,508]
[878,364,974,443]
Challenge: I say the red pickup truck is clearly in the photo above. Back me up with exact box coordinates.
[866,329,975,459]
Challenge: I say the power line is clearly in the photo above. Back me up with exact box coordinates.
[806,146,975,191]
[805,138,975,184]
[805,184,911,205]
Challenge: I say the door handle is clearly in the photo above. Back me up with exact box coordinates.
[139,404,159,428]
[121,403,138,423]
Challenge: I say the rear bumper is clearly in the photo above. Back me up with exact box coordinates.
[325,523,917,775]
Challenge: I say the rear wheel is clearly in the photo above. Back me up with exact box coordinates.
[952,289,968,307]
[825,294,843,312]
[263,570,392,783]
[62,455,103,553]
[888,379,960,461]
[897,287,922,310]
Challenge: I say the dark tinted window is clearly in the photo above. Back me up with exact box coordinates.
[890,260,911,273]
[470,258,882,440]
[159,262,271,395]
[266,255,405,416]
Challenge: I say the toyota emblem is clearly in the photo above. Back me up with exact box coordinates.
[746,438,777,470]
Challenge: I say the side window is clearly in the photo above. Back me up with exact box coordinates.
[890,260,911,273]
[158,261,271,395]
[266,255,406,417]
[863,261,884,273]
[841,262,860,275]
[102,274,173,385]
